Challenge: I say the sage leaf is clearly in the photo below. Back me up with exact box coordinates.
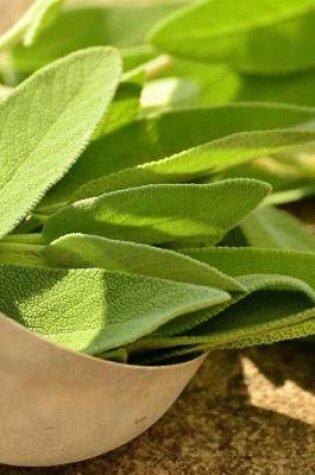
[140,308,315,365]
[191,287,315,345]
[71,129,315,200]
[181,247,315,289]
[141,77,200,112]
[122,45,158,72]
[45,234,244,291]
[105,70,143,133]
[0,85,12,101]
[0,241,44,267]
[43,180,271,246]
[0,0,314,364]
[155,274,315,336]
[42,103,315,206]
[131,274,315,353]
[0,47,122,239]
[234,69,315,107]
[269,184,315,205]
[212,310,315,351]
[153,59,315,108]
[94,69,144,138]
[10,2,184,73]
[217,156,310,193]
[150,0,315,74]
[0,265,229,354]
[240,206,315,251]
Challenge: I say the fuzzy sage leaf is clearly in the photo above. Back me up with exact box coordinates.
[0,265,229,354]
[150,0,315,74]
[43,180,271,246]
[130,274,315,354]
[41,103,315,207]
[45,233,243,291]
[0,47,121,239]
[240,206,315,251]
[71,129,315,200]
[181,247,315,289]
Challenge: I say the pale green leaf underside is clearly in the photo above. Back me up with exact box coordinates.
[155,273,315,337]
[0,0,63,50]
[0,47,122,239]
[240,206,315,251]
[181,247,315,289]
[141,310,315,365]
[45,234,243,291]
[71,129,315,201]
[41,103,315,207]
[212,313,315,351]
[150,0,315,74]
[43,180,271,246]
[0,265,229,354]
[131,275,315,355]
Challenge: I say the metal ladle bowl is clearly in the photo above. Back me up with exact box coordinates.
[0,312,206,467]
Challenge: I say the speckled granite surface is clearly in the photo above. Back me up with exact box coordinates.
[0,343,314,475]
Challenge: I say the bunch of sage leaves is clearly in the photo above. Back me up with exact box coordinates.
[0,0,314,364]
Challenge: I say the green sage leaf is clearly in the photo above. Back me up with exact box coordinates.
[45,233,244,291]
[0,47,122,238]
[94,69,144,138]
[0,265,229,354]
[150,0,315,74]
[154,60,315,108]
[131,274,315,351]
[71,129,315,200]
[10,2,184,73]
[141,307,315,364]
[181,247,315,289]
[43,180,271,246]
[42,103,315,206]
[156,273,315,336]
[240,206,315,251]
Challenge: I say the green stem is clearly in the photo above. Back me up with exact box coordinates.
[32,213,50,223]
[144,54,173,80]
[2,233,45,244]
[36,202,68,215]
[267,184,315,205]
[0,241,46,267]
[97,348,129,364]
